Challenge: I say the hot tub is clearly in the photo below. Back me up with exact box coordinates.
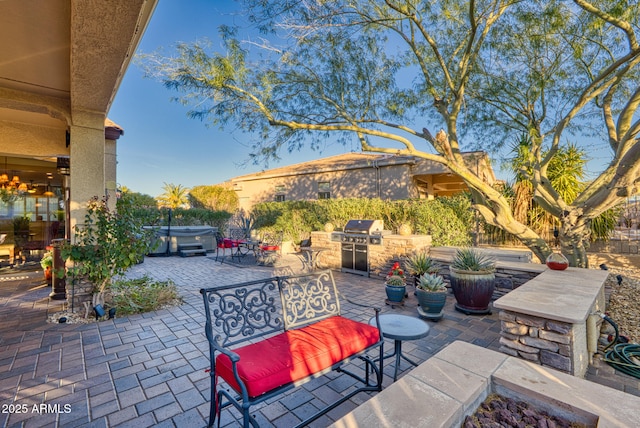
[145,226,218,256]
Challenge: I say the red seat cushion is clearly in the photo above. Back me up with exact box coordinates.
[222,238,239,248]
[215,316,380,398]
[260,244,279,251]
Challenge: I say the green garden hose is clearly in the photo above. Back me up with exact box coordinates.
[600,314,640,380]
[604,343,640,379]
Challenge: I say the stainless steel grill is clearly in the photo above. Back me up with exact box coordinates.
[334,220,384,277]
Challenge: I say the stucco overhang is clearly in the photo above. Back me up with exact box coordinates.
[0,0,157,148]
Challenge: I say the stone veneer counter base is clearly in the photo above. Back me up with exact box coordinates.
[330,341,640,428]
[493,267,608,377]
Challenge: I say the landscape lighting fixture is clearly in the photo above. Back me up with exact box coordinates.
[94,304,106,319]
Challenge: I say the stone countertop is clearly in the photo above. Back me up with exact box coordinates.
[493,267,609,323]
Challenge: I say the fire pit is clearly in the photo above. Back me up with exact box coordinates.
[330,341,640,427]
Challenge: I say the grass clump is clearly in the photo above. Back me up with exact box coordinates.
[110,276,181,315]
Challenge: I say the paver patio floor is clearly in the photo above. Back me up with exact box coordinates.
[0,255,638,427]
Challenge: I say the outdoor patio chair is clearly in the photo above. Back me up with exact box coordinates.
[215,231,238,262]
[258,231,283,266]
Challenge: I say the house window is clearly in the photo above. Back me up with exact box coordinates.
[274,185,286,202]
[318,181,331,199]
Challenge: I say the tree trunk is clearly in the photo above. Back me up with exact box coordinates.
[558,221,591,268]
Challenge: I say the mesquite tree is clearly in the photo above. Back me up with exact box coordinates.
[140,0,640,267]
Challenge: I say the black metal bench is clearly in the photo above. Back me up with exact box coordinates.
[200,270,384,428]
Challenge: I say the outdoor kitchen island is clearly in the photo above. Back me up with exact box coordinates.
[493,267,609,377]
[311,224,431,278]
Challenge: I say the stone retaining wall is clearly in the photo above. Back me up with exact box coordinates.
[590,237,639,254]
[498,310,576,374]
[65,278,94,313]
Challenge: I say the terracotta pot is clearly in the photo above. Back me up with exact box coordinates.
[449,267,495,315]
[44,266,53,284]
[398,223,412,236]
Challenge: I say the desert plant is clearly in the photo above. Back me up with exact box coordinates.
[385,274,405,286]
[404,252,438,277]
[109,276,181,315]
[62,196,156,293]
[385,262,406,281]
[451,248,496,273]
[417,273,446,292]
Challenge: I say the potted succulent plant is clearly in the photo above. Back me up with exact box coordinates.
[404,252,439,289]
[384,262,406,303]
[449,248,496,315]
[416,273,447,321]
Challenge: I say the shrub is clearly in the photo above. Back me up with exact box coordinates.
[62,196,156,292]
[109,276,181,315]
[251,196,475,246]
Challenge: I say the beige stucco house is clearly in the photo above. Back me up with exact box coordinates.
[0,0,158,263]
[228,152,496,211]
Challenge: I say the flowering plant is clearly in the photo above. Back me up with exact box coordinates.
[386,262,406,281]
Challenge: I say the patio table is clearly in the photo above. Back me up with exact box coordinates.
[297,246,330,271]
[369,313,430,381]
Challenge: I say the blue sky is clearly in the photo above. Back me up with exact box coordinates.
[109,1,356,198]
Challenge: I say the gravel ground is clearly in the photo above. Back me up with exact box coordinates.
[600,265,640,345]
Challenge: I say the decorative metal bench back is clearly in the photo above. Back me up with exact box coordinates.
[200,270,340,348]
[260,231,283,247]
[278,270,340,330]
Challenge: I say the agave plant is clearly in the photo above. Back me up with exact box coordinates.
[404,252,438,277]
[451,248,495,273]
[417,273,446,292]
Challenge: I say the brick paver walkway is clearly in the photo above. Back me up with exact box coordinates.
[1,255,638,427]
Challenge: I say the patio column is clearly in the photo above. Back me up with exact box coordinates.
[104,138,118,211]
[69,116,107,238]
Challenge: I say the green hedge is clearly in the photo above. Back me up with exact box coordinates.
[252,195,473,246]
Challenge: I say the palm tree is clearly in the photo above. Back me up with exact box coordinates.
[496,136,619,244]
[156,183,189,209]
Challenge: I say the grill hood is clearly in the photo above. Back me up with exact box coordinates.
[343,220,384,234]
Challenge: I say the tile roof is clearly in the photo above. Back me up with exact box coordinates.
[230,152,411,181]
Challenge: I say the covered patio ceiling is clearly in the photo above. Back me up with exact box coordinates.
[0,0,157,159]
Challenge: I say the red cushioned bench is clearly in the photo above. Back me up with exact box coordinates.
[200,270,384,428]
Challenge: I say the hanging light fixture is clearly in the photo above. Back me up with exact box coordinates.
[0,157,8,185]
[27,180,36,194]
[43,184,54,196]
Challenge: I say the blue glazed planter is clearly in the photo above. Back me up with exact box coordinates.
[385,284,406,302]
[416,288,447,320]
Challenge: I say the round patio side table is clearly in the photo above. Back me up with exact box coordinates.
[369,313,430,381]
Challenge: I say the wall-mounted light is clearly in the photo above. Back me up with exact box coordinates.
[57,157,70,175]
